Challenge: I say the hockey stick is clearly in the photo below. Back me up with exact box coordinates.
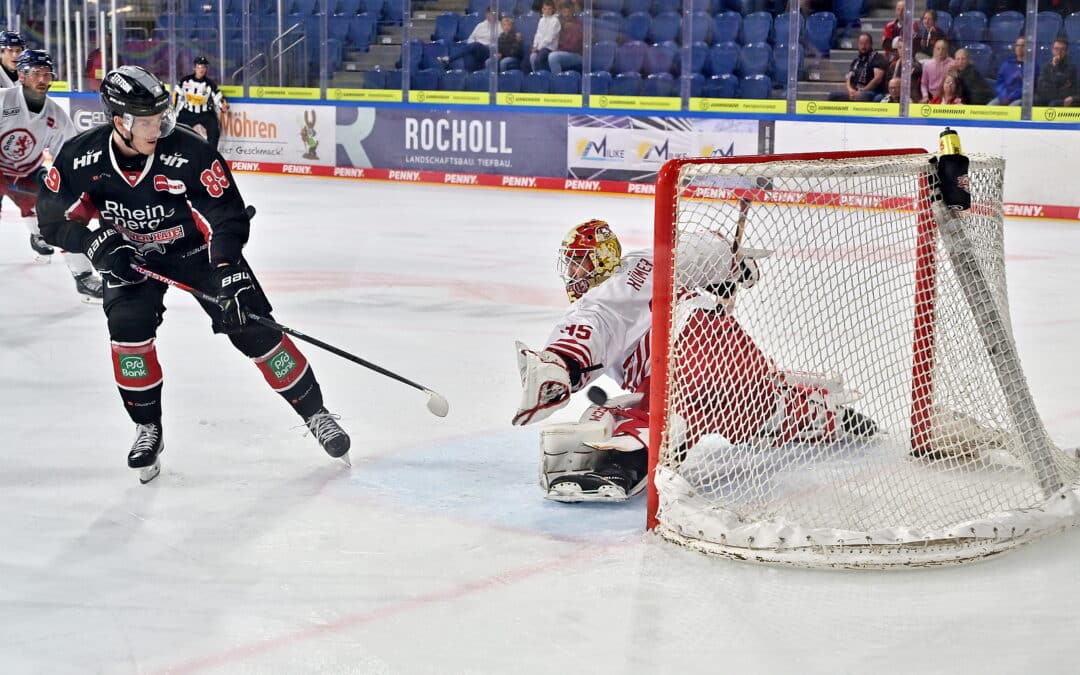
[130,263,450,417]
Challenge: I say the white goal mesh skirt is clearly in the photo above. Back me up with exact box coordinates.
[648,150,1080,568]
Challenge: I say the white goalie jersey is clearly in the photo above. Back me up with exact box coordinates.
[544,250,655,393]
[0,85,76,178]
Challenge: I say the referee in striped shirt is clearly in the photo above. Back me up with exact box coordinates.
[174,56,229,148]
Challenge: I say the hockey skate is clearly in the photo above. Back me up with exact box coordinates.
[73,271,103,303]
[30,233,54,260]
[546,450,648,503]
[304,407,351,462]
[128,422,164,484]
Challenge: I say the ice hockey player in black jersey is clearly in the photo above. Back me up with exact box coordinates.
[173,56,228,148]
[37,65,350,483]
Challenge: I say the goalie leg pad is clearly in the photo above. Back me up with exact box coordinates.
[539,419,610,490]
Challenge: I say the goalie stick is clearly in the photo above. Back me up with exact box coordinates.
[130,263,450,418]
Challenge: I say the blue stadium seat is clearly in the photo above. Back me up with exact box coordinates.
[687,72,705,97]
[499,69,524,92]
[361,0,386,17]
[652,0,680,15]
[614,40,647,73]
[441,68,467,90]
[468,0,489,13]
[948,0,976,14]
[648,12,681,44]
[349,14,377,50]
[687,12,712,45]
[611,71,642,95]
[707,41,739,76]
[329,15,352,43]
[335,0,362,13]
[703,72,738,97]
[935,11,953,37]
[963,41,992,76]
[740,11,771,45]
[644,41,678,74]
[458,12,483,41]
[952,11,987,44]
[384,68,403,89]
[595,0,622,13]
[806,11,836,57]
[593,11,622,44]
[524,70,553,92]
[687,0,713,13]
[726,0,765,16]
[433,13,459,43]
[643,72,676,96]
[401,38,423,71]
[363,68,386,88]
[1065,11,1080,44]
[739,73,772,98]
[421,40,449,70]
[465,70,491,91]
[988,10,1024,46]
[689,41,709,74]
[289,0,319,14]
[553,70,583,93]
[623,12,651,42]
[771,11,804,45]
[833,0,863,29]
[623,0,651,16]
[587,70,611,95]
[712,11,741,45]
[771,42,802,82]
[1036,11,1063,46]
[737,42,771,77]
[384,0,404,24]
[496,0,516,17]
[411,67,441,90]
[590,40,617,72]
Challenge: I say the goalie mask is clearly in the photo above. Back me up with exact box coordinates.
[557,220,622,303]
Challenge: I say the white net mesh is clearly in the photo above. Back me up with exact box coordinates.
[652,152,1080,568]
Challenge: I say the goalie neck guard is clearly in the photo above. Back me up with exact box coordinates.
[557,220,622,303]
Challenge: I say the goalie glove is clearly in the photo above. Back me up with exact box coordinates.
[512,341,572,426]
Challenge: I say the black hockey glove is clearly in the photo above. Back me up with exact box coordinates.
[84,228,144,285]
[212,263,256,333]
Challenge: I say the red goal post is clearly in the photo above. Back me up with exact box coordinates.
[647,149,1080,568]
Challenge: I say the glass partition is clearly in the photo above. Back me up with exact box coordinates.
[3,0,1076,120]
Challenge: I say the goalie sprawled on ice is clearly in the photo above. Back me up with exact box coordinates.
[512,220,877,503]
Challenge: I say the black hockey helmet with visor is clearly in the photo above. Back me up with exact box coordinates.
[100,65,176,138]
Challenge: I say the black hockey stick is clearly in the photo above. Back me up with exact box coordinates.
[130,263,450,417]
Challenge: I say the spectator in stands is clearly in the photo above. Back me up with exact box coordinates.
[84,33,120,91]
[496,15,524,72]
[880,76,903,103]
[530,0,561,72]
[930,72,963,104]
[829,33,887,102]
[953,47,993,105]
[915,10,945,62]
[989,37,1031,106]
[1035,38,1078,106]
[886,36,923,103]
[920,38,954,102]
[441,7,498,72]
[548,2,583,75]
[881,0,919,61]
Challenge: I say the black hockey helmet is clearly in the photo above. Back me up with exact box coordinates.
[16,49,53,75]
[100,65,176,138]
[0,31,25,49]
[194,55,209,66]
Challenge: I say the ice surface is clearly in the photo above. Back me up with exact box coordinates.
[2,175,1079,674]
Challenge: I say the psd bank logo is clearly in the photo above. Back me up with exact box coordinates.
[576,135,624,161]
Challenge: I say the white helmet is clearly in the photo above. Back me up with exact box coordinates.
[675,230,768,291]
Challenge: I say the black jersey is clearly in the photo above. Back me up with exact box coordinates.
[38,124,249,265]
[175,75,226,115]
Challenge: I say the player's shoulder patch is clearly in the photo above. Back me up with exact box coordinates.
[60,126,110,171]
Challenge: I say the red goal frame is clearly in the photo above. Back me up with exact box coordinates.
[648,148,932,530]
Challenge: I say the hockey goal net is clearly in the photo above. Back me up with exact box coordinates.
[649,149,1080,568]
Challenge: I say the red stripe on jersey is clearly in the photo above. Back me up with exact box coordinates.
[64,193,100,224]
[112,340,163,391]
[548,339,593,371]
[188,200,212,241]
[621,331,650,391]
[253,335,310,392]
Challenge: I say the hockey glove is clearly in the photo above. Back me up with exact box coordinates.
[212,263,256,333]
[512,341,573,426]
[84,228,145,285]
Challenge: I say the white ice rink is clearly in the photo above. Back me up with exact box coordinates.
[3,174,1080,674]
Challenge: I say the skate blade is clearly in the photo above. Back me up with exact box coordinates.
[339,452,351,467]
[81,295,103,305]
[33,253,53,263]
[545,483,628,503]
[137,461,161,484]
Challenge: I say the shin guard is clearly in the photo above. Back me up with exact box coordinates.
[252,335,323,418]
[112,339,164,423]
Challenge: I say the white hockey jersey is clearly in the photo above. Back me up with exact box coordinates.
[545,250,655,393]
[0,67,15,88]
[0,85,77,178]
